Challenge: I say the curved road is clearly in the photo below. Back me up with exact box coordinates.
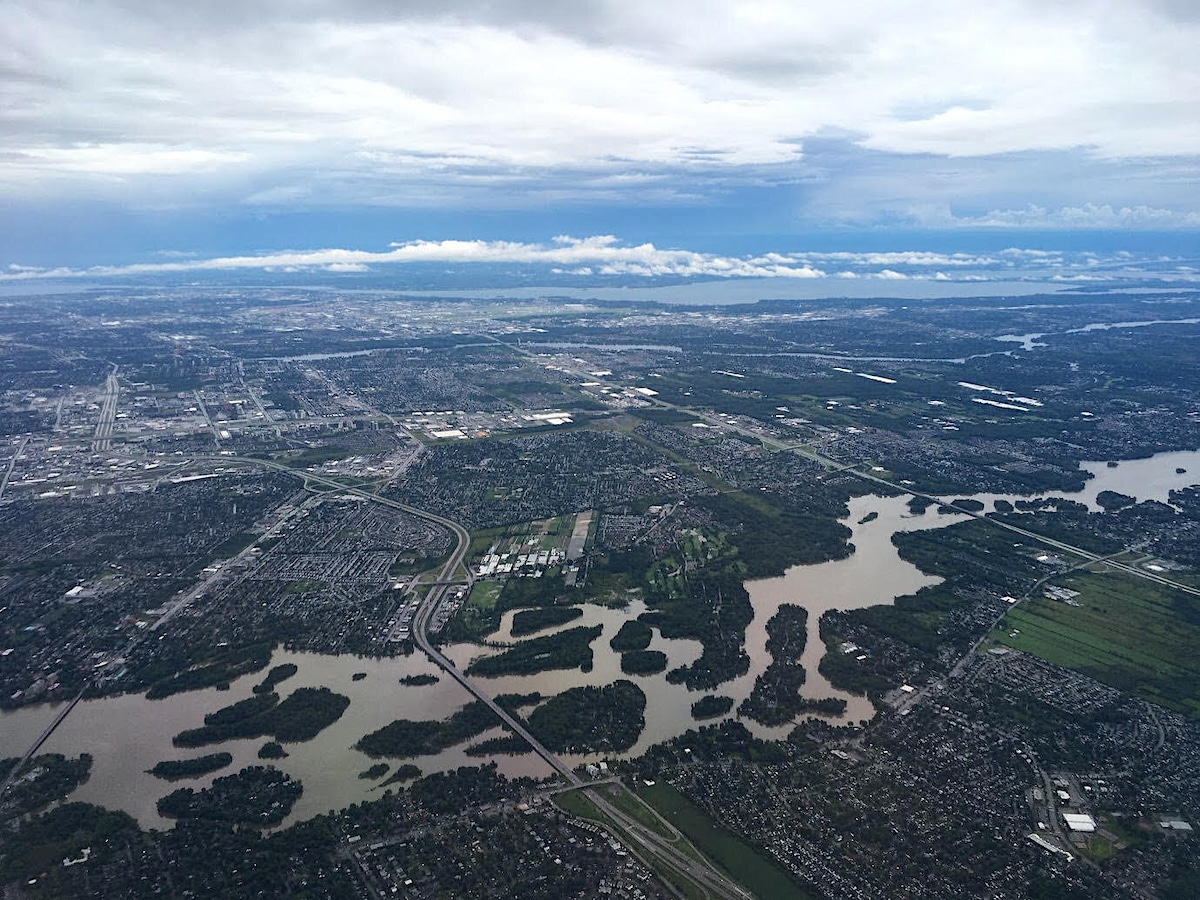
[85,450,755,897]
[581,787,753,900]
[216,457,747,897]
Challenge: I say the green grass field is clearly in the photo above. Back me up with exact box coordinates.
[992,571,1200,716]
[550,788,707,900]
[645,528,734,599]
[551,787,609,823]
[637,782,814,900]
[598,783,681,844]
[467,526,505,558]
[466,581,503,611]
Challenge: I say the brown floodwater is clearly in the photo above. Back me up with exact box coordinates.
[2,448,1196,826]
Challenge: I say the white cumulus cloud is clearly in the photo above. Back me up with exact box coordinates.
[5,234,1197,285]
[0,236,827,281]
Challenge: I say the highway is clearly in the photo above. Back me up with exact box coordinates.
[408,580,749,897]
[91,368,120,452]
[0,435,29,502]
[141,453,477,629]
[802,451,1200,599]
[410,586,582,785]
[579,787,752,900]
[357,458,585,783]
[492,332,1200,600]
[193,390,223,444]
[0,452,480,813]
[0,684,89,802]
[193,454,474,554]
[196,454,747,896]
[4,413,760,898]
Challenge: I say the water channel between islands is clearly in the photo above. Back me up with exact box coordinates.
[2,448,1197,829]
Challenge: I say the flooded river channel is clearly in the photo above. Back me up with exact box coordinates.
[2,449,1197,828]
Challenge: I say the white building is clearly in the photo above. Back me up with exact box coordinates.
[1062,813,1097,833]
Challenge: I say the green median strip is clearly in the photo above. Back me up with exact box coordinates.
[551,787,711,900]
[637,781,815,900]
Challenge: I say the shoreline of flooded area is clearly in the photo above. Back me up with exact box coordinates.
[735,445,1200,724]
[2,447,1197,828]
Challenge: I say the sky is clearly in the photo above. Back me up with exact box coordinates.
[3,0,1200,284]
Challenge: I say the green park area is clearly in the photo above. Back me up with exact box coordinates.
[991,570,1200,716]
[550,785,709,900]
[466,580,503,611]
[636,781,814,900]
[645,528,733,599]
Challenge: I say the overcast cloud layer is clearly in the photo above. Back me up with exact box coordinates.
[3,0,1200,265]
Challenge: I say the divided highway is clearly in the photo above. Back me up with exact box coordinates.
[91,368,120,452]
[207,455,746,898]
